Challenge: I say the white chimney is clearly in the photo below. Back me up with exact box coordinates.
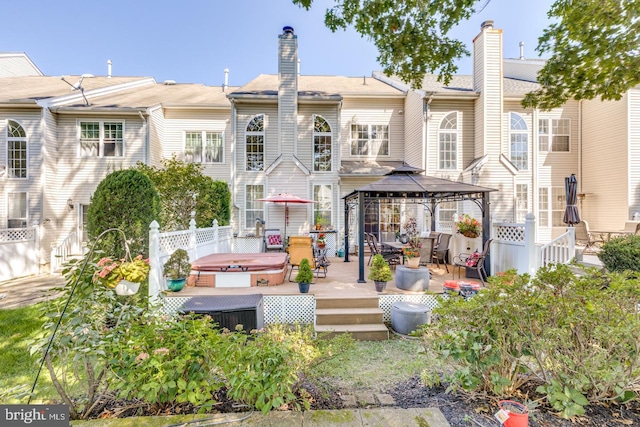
[519,41,525,60]
[107,59,112,78]
[224,68,229,88]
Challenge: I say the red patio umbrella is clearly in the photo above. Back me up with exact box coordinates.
[256,193,316,239]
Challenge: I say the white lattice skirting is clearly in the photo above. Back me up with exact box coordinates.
[161,294,440,326]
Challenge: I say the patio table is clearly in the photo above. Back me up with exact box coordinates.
[590,230,631,242]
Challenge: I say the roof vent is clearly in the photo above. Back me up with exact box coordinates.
[163,80,176,85]
[519,41,525,60]
[282,26,294,35]
[481,20,494,30]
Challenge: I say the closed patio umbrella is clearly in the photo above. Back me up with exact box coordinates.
[256,193,316,239]
[562,174,581,226]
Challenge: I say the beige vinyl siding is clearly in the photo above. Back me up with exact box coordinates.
[404,90,425,169]
[581,95,629,230]
[0,55,41,77]
[340,98,404,160]
[162,109,232,182]
[427,101,474,178]
[55,114,146,219]
[279,34,297,156]
[629,89,640,217]
[0,109,44,226]
[41,108,59,263]
[148,107,164,167]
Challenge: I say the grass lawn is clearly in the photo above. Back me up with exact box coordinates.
[0,302,58,403]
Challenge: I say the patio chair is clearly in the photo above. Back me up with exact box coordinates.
[432,233,451,272]
[370,233,402,266]
[452,238,493,286]
[574,220,601,253]
[287,238,325,282]
[365,233,380,266]
[418,237,435,267]
[263,229,284,252]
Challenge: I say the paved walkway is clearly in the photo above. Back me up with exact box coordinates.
[0,273,65,309]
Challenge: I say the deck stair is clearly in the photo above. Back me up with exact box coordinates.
[315,296,388,341]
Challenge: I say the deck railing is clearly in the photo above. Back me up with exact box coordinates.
[538,227,575,268]
[49,231,78,274]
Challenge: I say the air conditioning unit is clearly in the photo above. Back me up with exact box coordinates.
[181,294,264,332]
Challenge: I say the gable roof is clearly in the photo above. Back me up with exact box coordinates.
[52,82,237,112]
[0,52,43,77]
[0,76,152,105]
[229,74,404,101]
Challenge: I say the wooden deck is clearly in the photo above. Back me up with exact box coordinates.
[170,257,455,298]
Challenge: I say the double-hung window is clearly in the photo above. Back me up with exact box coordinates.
[515,184,528,222]
[246,115,264,171]
[350,124,389,156]
[510,113,528,170]
[539,118,570,152]
[438,112,458,170]
[7,120,27,178]
[185,131,223,163]
[313,184,332,225]
[79,121,124,157]
[245,185,264,228]
[8,192,27,228]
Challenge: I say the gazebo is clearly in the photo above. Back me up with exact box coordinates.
[342,164,497,283]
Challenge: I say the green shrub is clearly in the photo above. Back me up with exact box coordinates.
[295,258,315,284]
[137,156,231,230]
[368,254,393,282]
[598,234,640,273]
[421,265,640,418]
[87,169,160,258]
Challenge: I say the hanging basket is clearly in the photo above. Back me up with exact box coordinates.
[115,280,140,296]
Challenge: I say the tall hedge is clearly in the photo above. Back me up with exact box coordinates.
[598,234,640,273]
[87,169,160,258]
[137,156,231,230]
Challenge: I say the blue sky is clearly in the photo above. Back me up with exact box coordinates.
[3,0,554,86]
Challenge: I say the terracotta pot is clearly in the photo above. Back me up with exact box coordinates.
[498,400,529,427]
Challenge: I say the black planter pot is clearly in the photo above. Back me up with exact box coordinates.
[374,281,386,292]
[298,282,311,293]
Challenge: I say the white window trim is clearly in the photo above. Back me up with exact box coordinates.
[77,119,126,158]
[6,119,28,180]
[515,183,529,222]
[313,183,333,225]
[245,184,264,229]
[538,117,571,153]
[349,123,391,158]
[7,191,28,228]
[437,112,459,171]
[313,114,333,172]
[509,112,529,171]
[245,114,265,172]
[184,130,225,164]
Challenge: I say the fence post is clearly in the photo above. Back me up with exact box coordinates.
[568,226,576,261]
[525,213,537,275]
[148,220,161,301]
[33,222,40,275]
[212,219,219,253]
[189,215,197,260]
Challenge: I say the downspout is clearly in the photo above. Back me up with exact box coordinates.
[578,100,583,197]
[231,98,240,230]
[138,110,148,164]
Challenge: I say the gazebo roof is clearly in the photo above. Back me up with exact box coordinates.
[343,166,496,203]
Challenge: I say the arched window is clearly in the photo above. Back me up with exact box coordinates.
[438,112,458,170]
[510,112,528,170]
[245,115,264,171]
[7,120,27,178]
[313,115,332,172]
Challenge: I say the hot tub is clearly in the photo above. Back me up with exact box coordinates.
[189,253,289,288]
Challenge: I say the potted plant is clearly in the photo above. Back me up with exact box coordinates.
[94,255,151,296]
[368,254,393,292]
[316,232,326,248]
[294,258,314,293]
[163,249,191,292]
